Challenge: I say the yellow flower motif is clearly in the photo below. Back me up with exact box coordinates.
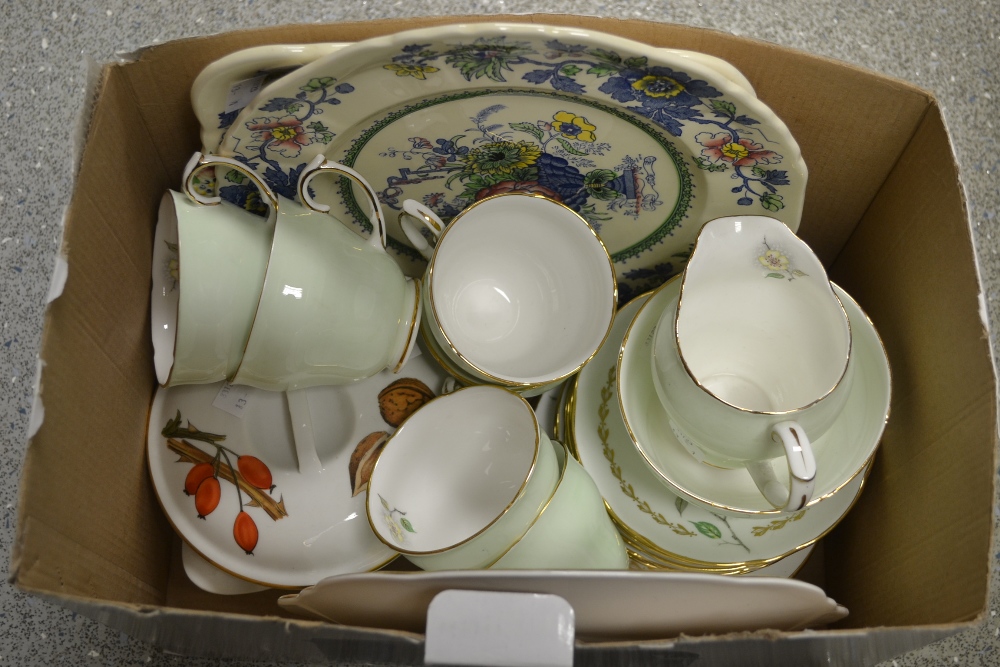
[551,111,597,142]
[631,74,684,98]
[270,125,299,142]
[759,250,790,271]
[721,142,750,162]
[464,141,542,175]
[383,63,440,80]
[167,257,179,284]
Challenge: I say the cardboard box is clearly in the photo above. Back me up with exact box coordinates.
[11,14,996,665]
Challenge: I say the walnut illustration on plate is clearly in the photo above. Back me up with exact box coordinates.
[349,431,389,497]
[377,377,435,427]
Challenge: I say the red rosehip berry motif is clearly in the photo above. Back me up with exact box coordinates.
[233,511,259,555]
[162,411,286,557]
[194,477,221,519]
[237,455,274,492]
[184,462,215,496]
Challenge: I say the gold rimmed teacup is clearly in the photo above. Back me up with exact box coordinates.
[400,193,617,390]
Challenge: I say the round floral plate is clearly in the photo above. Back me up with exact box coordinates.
[147,343,450,588]
[216,23,805,298]
[192,42,349,152]
[566,289,868,570]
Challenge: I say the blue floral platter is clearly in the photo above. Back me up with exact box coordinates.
[216,24,807,300]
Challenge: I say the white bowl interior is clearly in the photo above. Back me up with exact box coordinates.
[150,193,180,385]
[368,386,539,552]
[432,196,614,383]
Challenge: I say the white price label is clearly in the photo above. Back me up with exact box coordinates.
[212,383,251,418]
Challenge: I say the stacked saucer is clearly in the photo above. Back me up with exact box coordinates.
[563,278,889,575]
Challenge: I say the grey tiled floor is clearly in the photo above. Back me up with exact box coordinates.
[1,1,998,664]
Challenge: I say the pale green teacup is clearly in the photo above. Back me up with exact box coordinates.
[150,187,275,386]
[365,386,560,571]
[490,440,629,570]
[182,153,421,391]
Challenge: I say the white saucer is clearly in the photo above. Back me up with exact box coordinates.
[279,569,847,640]
[570,291,870,568]
[181,542,267,595]
[618,278,890,516]
[147,344,449,588]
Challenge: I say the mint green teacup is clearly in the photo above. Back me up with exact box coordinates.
[150,184,276,387]
[490,440,628,570]
[182,153,421,391]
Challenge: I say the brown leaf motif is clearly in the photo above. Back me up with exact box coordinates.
[349,431,389,497]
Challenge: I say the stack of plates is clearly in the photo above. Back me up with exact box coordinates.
[559,290,875,577]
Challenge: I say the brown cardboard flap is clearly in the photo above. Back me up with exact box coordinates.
[827,103,994,627]
[13,66,174,604]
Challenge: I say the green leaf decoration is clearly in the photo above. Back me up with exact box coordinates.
[379,494,390,510]
[164,240,179,253]
[444,170,466,190]
[583,169,621,201]
[766,273,785,279]
[560,64,582,77]
[555,137,589,156]
[400,518,416,533]
[301,77,336,93]
[587,64,618,78]
[694,156,727,172]
[675,497,688,516]
[709,99,737,117]
[623,56,648,68]
[751,166,767,178]
[507,166,539,183]
[588,48,622,64]
[225,169,246,184]
[761,192,785,212]
[308,121,329,132]
[509,121,545,141]
[692,521,723,539]
[792,269,809,277]
[583,168,616,186]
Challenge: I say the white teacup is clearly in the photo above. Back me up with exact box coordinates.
[182,153,421,391]
[490,440,628,570]
[365,386,560,571]
[150,188,276,387]
[650,216,853,511]
[400,193,616,389]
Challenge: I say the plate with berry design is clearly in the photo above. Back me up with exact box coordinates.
[146,344,450,588]
[216,23,805,299]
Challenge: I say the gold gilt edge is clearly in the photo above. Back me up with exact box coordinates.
[566,366,815,570]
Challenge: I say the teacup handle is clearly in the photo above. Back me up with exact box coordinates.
[285,389,325,474]
[745,421,817,511]
[398,199,445,260]
[298,155,388,253]
[182,152,278,224]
